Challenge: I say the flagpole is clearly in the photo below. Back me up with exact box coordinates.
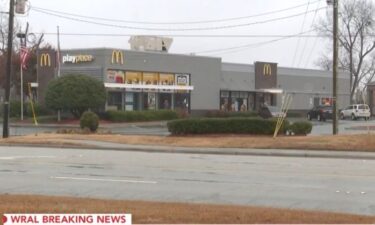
[57,26,61,121]
[18,23,29,121]
[20,60,23,120]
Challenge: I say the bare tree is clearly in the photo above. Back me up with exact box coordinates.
[0,8,44,92]
[316,0,375,103]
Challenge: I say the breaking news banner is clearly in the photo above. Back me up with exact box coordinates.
[2,214,131,225]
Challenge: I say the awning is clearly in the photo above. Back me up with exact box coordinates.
[104,83,194,91]
[256,88,283,94]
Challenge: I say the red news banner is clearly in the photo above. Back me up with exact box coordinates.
[3,214,132,225]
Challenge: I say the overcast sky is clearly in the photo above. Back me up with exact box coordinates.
[1,0,339,68]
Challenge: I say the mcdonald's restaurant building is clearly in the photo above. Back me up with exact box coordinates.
[36,48,351,114]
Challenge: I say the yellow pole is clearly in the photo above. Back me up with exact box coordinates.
[28,83,38,125]
[273,95,288,137]
[274,94,293,138]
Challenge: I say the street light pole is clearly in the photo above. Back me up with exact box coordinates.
[332,0,339,135]
[2,0,15,138]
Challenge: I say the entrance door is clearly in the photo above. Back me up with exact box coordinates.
[143,92,157,110]
[175,93,189,112]
[159,93,172,110]
[124,92,140,111]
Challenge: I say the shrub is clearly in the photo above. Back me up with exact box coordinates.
[106,110,178,122]
[80,111,99,132]
[289,121,313,136]
[26,103,53,117]
[167,118,289,135]
[45,74,107,118]
[9,100,25,118]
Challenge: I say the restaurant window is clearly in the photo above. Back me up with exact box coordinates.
[107,70,125,83]
[125,71,142,84]
[230,92,240,112]
[143,72,159,85]
[321,97,333,106]
[220,91,229,111]
[248,93,255,111]
[108,92,122,110]
[239,92,249,111]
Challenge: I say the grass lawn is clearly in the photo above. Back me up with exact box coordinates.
[0,195,374,224]
[1,133,375,152]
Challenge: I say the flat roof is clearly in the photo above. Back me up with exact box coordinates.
[222,62,349,79]
[60,47,222,60]
[60,48,349,79]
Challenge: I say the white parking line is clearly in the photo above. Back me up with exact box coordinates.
[50,176,158,184]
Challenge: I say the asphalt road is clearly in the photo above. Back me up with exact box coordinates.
[0,146,374,215]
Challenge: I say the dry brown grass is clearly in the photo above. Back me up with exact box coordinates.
[0,195,374,224]
[1,133,375,152]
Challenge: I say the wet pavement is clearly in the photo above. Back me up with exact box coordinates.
[0,146,374,216]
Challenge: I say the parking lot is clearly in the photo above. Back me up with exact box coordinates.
[1,116,375,137]
[308,117,375,136]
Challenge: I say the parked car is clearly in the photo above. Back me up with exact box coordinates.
[340,104,370,120]
[258,105,286,119]
[307,105,333,121]
[267,106,287,118]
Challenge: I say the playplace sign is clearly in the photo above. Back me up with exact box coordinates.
[62,54,94,64]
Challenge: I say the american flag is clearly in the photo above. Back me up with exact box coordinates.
[20,45,30,70]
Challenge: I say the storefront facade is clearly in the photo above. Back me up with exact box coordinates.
[36,48,351,114]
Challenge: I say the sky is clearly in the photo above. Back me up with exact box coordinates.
[1,0,336,69]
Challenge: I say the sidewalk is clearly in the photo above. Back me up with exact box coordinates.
[9,120,167,128]
[3,139,375,160]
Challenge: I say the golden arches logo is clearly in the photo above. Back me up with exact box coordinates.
[263,64,272,76]
[111,50,124,64]
[40,53,51,67]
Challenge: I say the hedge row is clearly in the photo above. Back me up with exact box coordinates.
[167,118,290,135]
[105,110,179,122]
[0,101,53,118]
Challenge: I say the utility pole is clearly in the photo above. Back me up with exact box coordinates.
[332,0,338,135]
[2,0,15,138]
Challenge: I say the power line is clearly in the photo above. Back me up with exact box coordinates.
[291,0,311,67]
[38,32,375,38]
[31,6,327,31]
[30,0,323,25]
[192,29,316,55]
[298,0,321,67]
[304,1,323,67]
[37,32,328,38]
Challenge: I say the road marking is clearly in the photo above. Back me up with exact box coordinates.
[0,156,56,160]
[50,176,157,184]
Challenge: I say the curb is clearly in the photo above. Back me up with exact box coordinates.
[1,142,375,160]
[8,122,167,129]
